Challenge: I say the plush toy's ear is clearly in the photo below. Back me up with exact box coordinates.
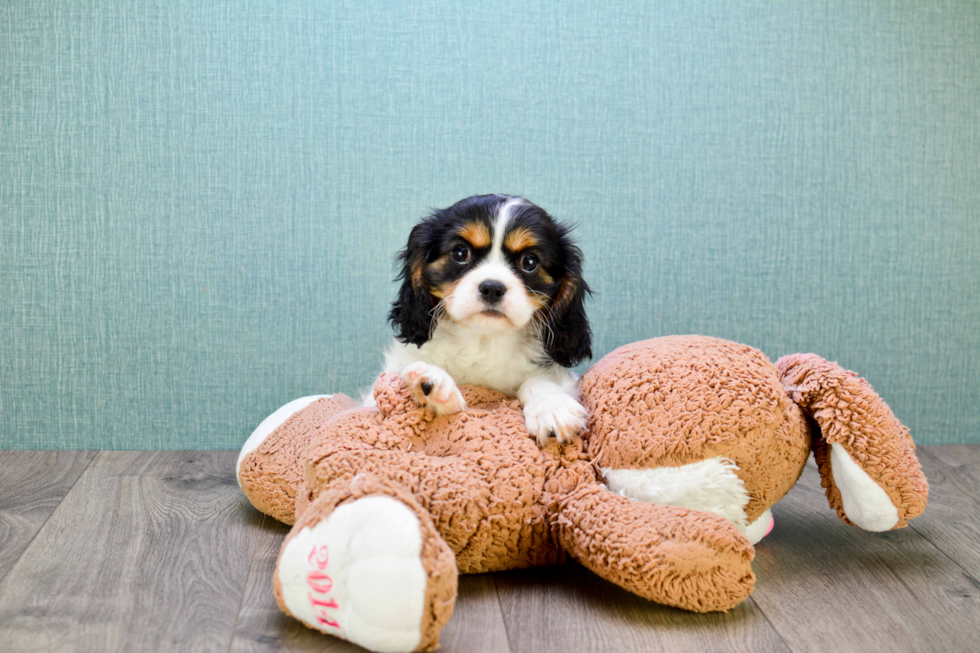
[388,221,437,347]
[777,353,928,531]
[543,240,592,368]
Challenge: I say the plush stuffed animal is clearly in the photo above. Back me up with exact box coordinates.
[237,335,927,653]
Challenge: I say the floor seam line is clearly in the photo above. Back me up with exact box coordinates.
[491,575,518,653]
[0,450,101,588]
[745,595,797,653]
[907,522,979,579]
[227,511,266,653]
[909,448,980,578]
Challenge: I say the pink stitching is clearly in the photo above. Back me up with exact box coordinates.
[310,595,340,610]
[307,544,340,629]
[308,545,329,570]
[316,614,341,628]
[307,570,333,594]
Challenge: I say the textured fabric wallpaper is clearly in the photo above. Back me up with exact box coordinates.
[1,1,978,449]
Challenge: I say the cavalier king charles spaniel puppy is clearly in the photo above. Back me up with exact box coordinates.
[377,194,592,446]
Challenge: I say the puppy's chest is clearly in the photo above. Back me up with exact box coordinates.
[426,338,542,396]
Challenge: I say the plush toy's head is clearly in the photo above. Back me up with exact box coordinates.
[578,335,927,541]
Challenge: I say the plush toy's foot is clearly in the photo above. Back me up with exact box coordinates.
[238,395,333,477]
[777,354,928,530]
[274,476,457,653]
[276,497,430,651]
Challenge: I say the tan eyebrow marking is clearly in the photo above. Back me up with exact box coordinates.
[504,226,537,252]
[459,221,491,248]
[424,255,455,298]
[425,254,454,276]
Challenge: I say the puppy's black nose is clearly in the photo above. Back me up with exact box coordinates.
[479,280,507,304]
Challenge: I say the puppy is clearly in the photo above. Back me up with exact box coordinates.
[376,194,592,446]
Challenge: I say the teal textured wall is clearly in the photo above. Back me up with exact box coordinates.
[2,1,978,449]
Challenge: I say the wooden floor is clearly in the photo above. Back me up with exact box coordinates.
[0,447,978,653]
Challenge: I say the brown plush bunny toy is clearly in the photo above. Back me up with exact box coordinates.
[238,335,927,653]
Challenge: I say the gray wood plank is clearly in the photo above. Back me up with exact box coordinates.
[0,451,263,653]
[436,575,512,653]
[493,563,789,653]
[0,450,97,583]
[4,447,977,653]
[920,444,980,471]
[228,515,304,653]
[910,446,980,579]
[229,515,512,653]
[750,456,980,653]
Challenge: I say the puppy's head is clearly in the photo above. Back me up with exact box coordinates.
[389,194,592,367]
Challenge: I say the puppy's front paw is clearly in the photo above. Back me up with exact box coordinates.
[523,394,587,446]
[400,362,467,416]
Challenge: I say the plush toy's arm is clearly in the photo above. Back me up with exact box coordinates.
[777,354,928,531]
[238,373,447,525]
[556,484,755,612]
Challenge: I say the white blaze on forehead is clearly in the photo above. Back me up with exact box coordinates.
[444,196,535,329]
[490,197,525,262]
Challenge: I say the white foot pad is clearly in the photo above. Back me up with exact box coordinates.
[277,496,427,653]
[829,443,900,531]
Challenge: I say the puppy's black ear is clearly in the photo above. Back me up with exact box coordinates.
[388,222,437,346]
[544,242,592,368]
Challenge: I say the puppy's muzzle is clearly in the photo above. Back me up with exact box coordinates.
[478,280,507,306]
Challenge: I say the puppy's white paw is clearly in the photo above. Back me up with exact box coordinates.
[400,362,467,416]
[523,393,587,446]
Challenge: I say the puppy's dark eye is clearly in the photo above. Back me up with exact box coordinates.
[452,245,471,264]
[520,254,539,273]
